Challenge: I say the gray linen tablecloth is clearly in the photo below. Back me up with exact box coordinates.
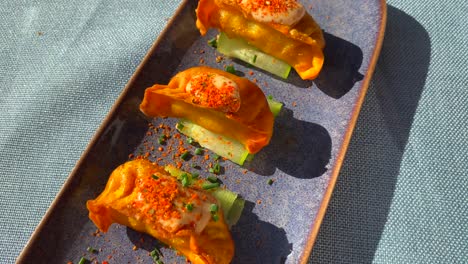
[1,0,467,263]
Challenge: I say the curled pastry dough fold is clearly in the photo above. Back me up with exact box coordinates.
[140,66,274,154]
[196,0,325,80]
[87,159,234,264]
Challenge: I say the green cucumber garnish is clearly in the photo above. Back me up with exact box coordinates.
[175,98,282,165]
[216,32,291,79]
[164,166,245,227]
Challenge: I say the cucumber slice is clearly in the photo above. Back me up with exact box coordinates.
[164,165,188,180]
[217,32,292,79]
[211,189,238,224]
[164,166,245,227]
[226,197,245,227]
[175,98,283,165]
[267,97,283,117]
[176,120,250,165]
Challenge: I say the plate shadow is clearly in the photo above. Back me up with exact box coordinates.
[314,32,364,98]
[231,201,293,264]
[228,32,363,96]
[246,107,332,179]
[309,6,431,263]
[126,200,292,264]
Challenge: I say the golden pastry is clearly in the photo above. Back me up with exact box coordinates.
[196,0,325,80]
[139,66,274,154]
[87,159,234,264]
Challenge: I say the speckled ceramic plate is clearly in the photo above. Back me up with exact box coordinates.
[17,1,386,263]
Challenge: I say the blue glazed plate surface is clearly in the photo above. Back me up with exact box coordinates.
[17,1,386,263]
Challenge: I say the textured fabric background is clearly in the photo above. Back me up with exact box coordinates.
[1,0,467,263]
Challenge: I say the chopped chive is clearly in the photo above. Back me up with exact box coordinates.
[225,65,236,74]
[195,148,203,155]
[207,175,218,183]
[212,214,219,222]
[150,247,164,264]
[202,182,220,190]
[210,204,218,212]
[210,163,221,174]
[210,204,219,222]
[180,151,190,161]
[152,174,159,180]
[181,178,189,187]
[181,173,190,187]
[213,154,221,161]
[176,123,184,130]
[78,257,89,264]
[267,95,273,100]
[86,246,97,254]
[192,172,200,179]
[252,54,257,63]
[158,135,166,144]
[151,247,163,256]
[186,137,194,144]
[267,179,274,185]
[186,203,194,212]
[208,38,218,48]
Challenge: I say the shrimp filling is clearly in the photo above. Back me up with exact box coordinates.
[236,0,306,26]
[186,73,241,113]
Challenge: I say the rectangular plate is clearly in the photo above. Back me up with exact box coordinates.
[17,0,386,263]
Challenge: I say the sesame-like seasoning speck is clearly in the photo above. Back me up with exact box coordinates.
[242,0,300,15]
